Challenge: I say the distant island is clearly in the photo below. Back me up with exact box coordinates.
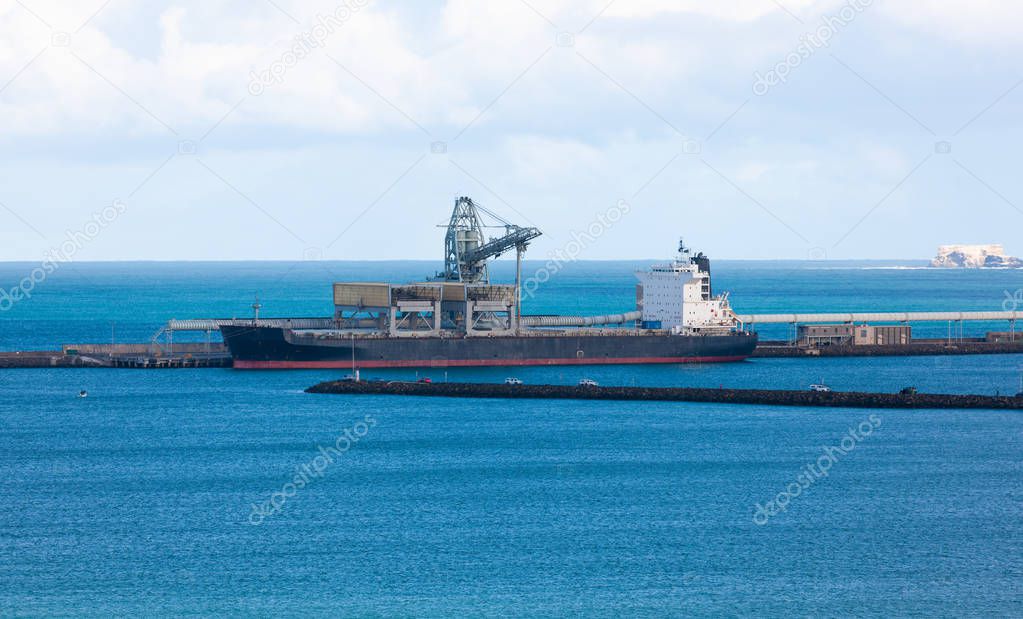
[930,244,1023,268]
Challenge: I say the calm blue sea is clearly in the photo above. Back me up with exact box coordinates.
[1,260,1022,617]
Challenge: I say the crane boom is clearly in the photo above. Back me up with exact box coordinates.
[463,225,542,266]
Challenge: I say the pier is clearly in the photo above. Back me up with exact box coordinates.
[0,345,232,369]
[0,351,102,368]
[65,343,232,368]
[751,339,1023,357]
[306,380,1023,410]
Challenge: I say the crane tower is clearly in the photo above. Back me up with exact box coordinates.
[436,196,542,284]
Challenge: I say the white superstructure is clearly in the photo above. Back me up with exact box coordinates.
[635,243,738,334]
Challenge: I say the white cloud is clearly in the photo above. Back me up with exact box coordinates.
[0,0,773,139]
[879,0,1023,45]
[2,0,1020,143]
[604,0,817,22]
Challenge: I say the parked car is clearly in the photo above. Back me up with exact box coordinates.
[578,378,599,387]
[809,383,831,393]
[504,377,523,385]
[417,377,432,384]
[339,374,358,382]
[900,386,918,396]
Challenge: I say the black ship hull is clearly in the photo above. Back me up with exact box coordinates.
[221,325,758,369]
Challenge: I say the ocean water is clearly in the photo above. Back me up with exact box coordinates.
[1,261,1022,617]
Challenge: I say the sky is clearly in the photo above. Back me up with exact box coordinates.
[1,0,1022,262]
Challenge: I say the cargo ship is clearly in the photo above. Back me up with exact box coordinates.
[221,197,757,369]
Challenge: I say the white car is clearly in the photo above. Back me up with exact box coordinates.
[809,383,832,393]
[578,378,599,387]
[504,377,523,385]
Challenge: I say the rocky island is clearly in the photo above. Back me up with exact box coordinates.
[930,244,1023,268]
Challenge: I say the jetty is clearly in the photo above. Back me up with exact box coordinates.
[305,380,1023,410]
[0,344,232,369]
[750,340,1023,357]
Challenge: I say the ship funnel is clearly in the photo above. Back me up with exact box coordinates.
[693,252,712,299]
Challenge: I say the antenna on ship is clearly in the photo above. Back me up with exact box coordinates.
[252,294,262,324]
[678,237,691,259]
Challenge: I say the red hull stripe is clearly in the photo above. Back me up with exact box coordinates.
[233,356,749,369]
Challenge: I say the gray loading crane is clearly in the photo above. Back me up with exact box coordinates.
[435,196,542,284]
